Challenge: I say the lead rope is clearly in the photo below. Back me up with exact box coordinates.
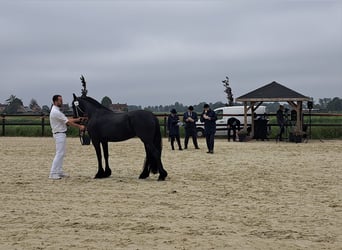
[73,100,90,145]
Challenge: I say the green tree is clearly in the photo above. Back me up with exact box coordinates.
[222,76,234,106]
[327,97,342,112]
[101,96,112,108]
[318,98,331,110]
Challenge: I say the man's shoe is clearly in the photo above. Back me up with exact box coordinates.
[195,147,200,149]
[49,174,62,180]
[59,172,69,178]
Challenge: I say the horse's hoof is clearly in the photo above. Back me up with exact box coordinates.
[104,171,112,178]
[139,171,150,179]
[158,170,167,181]
[158,176,166,181]
[94,173,105,179]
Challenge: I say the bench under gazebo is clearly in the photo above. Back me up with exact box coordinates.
[236,81,311,140]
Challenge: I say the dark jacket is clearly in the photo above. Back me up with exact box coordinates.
[167,114,180,136]
[200,109,217,134]
[183,111,198,130]
[227,117,240,130]
[276,109,285,126]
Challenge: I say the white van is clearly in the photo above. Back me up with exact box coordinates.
[196,106,267,137]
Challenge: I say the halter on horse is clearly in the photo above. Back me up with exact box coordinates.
[72,76,167,180]
[74,75,90,145]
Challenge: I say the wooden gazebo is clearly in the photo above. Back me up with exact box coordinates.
[236,81,311,137]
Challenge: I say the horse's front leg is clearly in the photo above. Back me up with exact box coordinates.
[93,140,105,178]
[101,141,112,178]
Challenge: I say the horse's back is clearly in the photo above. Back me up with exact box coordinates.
[128,110,159,138]
[88,110,158,142]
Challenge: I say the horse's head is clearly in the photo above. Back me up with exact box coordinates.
[72,93,112,119]
[72,93,86,118]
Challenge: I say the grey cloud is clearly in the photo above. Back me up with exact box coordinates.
[0,1,341,107]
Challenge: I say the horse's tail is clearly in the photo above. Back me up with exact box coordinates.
[148,116,162,175]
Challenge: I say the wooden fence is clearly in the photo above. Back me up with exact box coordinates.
[1,113,342,137]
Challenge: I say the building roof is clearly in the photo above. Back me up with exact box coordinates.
[236,81,310,102]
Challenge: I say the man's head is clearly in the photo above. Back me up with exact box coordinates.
[53,95,63,107]
[203,103,210,111]
[279,105,284,110]
[188,106,194,111]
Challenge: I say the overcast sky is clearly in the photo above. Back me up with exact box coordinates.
[1,0,341,107]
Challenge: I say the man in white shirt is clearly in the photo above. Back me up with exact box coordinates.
[49,95,85,179]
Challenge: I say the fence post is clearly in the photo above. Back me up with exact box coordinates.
[41,116,45,136]
[1,114,5,136]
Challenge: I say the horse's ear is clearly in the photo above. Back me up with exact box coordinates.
[73,93,77,100]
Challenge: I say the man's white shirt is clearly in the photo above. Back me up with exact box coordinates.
[49,105,68,134]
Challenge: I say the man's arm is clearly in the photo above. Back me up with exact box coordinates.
[66,118,85,131]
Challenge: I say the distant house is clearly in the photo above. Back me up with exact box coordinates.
[16,105,27,113]
[0,104,7,113]
[30,104,42,113]
[60,104,73,115]
[24,106,33,113]
[109,103,128,112]
[0,103,26,114]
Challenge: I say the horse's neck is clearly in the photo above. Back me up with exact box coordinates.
[85,105,111,118]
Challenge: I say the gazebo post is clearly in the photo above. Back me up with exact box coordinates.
[243,102,248,130]
[288,100,304,135]
[297,101,303,134]
[250,101,256,137]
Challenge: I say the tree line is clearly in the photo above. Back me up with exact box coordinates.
[1,94,342,114]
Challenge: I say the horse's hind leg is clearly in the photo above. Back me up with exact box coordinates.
[102,141,112,178]
[139,144,151,179]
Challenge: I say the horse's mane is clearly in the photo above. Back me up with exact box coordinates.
[81,96,113,113]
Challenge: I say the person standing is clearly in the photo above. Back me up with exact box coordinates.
[167,109,183,151]
[49,95,85,179]
[276,105,285,141]
[183,106,200,149]
[200,104,217,154]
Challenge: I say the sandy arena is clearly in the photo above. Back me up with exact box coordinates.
[0,137,341,249]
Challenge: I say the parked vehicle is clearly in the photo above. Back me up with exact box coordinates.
[196,106,267,137]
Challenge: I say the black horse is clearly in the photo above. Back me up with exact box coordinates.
[72,94,167,181]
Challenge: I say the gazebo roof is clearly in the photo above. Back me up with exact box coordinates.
[236,81,310,102]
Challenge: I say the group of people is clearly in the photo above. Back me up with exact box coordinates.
[49,93,290,180]
[49,92,289,179]
[167,104,217,154]
[49,95,219,180]
[50,98,244,178]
